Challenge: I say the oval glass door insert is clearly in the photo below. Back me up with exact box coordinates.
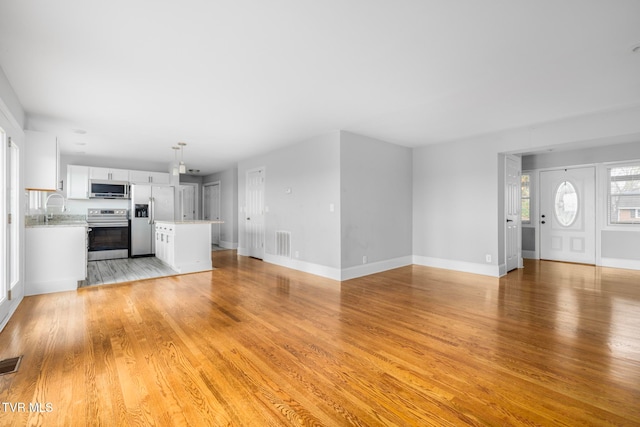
[554,181,578,226]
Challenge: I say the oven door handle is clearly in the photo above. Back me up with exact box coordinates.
[87,223,129,228]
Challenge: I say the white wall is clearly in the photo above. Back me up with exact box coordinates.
[61,154,170,174]
[0,66,24,129]
[413,105,640,277]
[340,131,413,277]
[238,132,342,277]
[413,140,501,275]
[203,167,238,249]
[236,130,414,280]
[522,140,640,170]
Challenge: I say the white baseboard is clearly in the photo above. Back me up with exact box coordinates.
[263,254,414,281]
[263,254,341,281]
[243,253,506,280]
[0,293,23,333]
[237,247,249,256]
[175,262,213,274]
[600,257,640,271]
[219,240,238,250]
[498,263,507,277]
[340,256,413,281]
[25,279,79,296]
[413,255,501,277]
[522,250,537,259]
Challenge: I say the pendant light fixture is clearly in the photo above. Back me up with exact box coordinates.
[171,146,180,176]
[178,142,187,174]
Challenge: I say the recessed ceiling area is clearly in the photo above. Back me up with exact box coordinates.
[1,1,639,175]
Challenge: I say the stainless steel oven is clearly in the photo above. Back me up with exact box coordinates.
[87,209,129,261]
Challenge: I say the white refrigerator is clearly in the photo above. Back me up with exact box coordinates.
[131,185,175,256]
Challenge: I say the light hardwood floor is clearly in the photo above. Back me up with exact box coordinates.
[1,252,639,426]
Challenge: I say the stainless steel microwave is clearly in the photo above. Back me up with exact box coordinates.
[90,180,130,199]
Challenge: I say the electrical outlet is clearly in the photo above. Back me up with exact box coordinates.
[295,251,299,258]
[363,255,368,264]
[485,254,492,263]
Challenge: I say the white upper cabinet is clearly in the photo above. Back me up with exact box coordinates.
[90,167,129,181]
[130,170,171,185]
[66,165,90,199]
[25,130,60,191]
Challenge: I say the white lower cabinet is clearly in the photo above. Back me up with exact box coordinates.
[26,226,87,295]
[155,221,212,274]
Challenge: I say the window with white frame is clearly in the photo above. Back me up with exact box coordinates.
[521,173,531,224]
[608,164,640,224]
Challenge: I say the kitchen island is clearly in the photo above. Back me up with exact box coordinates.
[154,220,224,274]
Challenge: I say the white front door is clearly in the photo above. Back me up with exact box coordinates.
[505,155,521,272]
[203,182,220,245]
[540,167,595,264]
[245,168,265,259]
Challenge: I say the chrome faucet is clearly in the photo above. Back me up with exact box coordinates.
[44,193,66,222]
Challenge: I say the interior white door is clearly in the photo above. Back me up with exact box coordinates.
[180,185,195,220]
[540,167,595,264]
[245,168,265,259]
[1,128,10,323]
[505,155,521,272]
[203,183,220,245]
[8,138,19,293]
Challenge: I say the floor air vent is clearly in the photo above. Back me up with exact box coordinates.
[0,356,23,376]
[275,231,291,258]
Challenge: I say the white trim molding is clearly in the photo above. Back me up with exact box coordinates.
[600,257,640,271]
[340,256,413,281]
[219,240,238,250]
[262,254,413,282]
[263,254,341,281]
[413,255,502,277]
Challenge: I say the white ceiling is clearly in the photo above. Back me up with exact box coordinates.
[1,0,639,175]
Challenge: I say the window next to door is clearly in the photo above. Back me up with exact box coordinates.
[521,173,531,224]
[608,164,640,225]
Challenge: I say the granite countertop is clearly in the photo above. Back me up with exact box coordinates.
[26,215,88,228]
[27,221,88,228]
[154,220,224,225]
